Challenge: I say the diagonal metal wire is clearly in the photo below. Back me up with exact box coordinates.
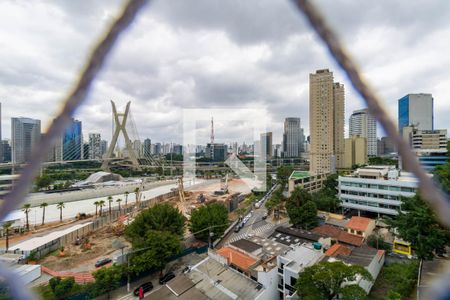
[0,0,150,224]
[292,0,450,229]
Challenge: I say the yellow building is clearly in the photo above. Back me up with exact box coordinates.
[344,136,368,169]
[309,69,345,175]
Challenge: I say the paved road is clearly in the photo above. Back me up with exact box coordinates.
[224,185,281,244]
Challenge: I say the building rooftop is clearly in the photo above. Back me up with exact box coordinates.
[312,224,364,247]
[230,239,262,254]
[270,226,321,246]
[346,216,374,232]
[282,243,324,273]
[246,236,291,258]
[327,246,383,267]
[289,171,311,180]
[216,247,258,271]
[187,257,265,300]
[325,244,352,257]
[11,222,92,252]
[149,277,209,300]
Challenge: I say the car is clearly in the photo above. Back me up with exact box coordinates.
[95,258,112,268]
[133,282,154,296]
[262,214,268,220]
[159,271,176,284]
[182,266,192,274]
[234,226,240,233]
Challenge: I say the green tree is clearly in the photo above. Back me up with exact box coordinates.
[40,202,48,225]
[124,191,129,207]
[91,264,124,298]
[277,165,294,185]
[285,187,318,229]
[22,204,31,231]
[35,175,53,190]
[433,141,450,193]
[295,261,373,300]
[125,204,185,241]
[128,230,181,274]
[98,200,105,216]
[265,187,285,219]
[189,202,229,242]
[56,202,65,222]
[388,194,450,259]
[107,196,113,216]
[2,221,13,251]
[116,198,122,214]
[49,277,79,300]
[94,201,99,216]
[134,187,140,206]
[367,234,391,252]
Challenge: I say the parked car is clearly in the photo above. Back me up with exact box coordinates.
[95,258,112,268]
[262,213,268,220]
[159,271,176,284]
[234,225,240,233]
[182,266,192,274]
[133,282,154,296]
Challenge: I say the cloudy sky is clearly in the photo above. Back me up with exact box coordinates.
[1,0,449,146]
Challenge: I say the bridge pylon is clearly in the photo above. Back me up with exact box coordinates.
[102,101,141,171]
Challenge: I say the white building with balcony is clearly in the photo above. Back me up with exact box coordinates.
[338,165,418,216]
[276,243,324,299]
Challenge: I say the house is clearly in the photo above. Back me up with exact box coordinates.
[346,216,375,238]
[312,224,364,247]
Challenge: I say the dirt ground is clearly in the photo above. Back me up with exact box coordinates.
[39,225,130,272]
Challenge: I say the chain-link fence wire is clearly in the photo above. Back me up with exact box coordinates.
[0,0,449,298]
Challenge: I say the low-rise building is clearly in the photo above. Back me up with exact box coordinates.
[312,224,364,247]
[338,165,418,216]
[277,243,324,299]
[324,246,385,294]
[345,216,375,239]
[288,171,328,196]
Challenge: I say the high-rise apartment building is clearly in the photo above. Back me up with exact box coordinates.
[143,138,151,158]
[1,140,11,162]
[349,108,377,156]
[343,136,368,169]
[283,118,302,158]
[260,132,273,159]
[11,117,41,164]
[88,133,102,159]
[133,140,142,158]
[100,140,108,158]
[62,118,82,161]
[398,93,433,134]
[309,69,345,174]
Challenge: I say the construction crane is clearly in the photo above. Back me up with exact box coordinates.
[177,176,190,219]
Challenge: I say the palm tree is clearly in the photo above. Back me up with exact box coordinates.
[22,204,31,231]
[116,198,122,214]
[40,202,48,225]
[2,221,13,251]
[98,200,105,216]
[107,196,113,216]
[56,202,65,222]
[124,191,129,207]
[94,201,99,216]
[134,187,140,206]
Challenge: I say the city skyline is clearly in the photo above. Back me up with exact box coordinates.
[1,1,450,144]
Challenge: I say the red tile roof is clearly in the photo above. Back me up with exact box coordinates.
[312,224,364,247]
[346,216,373,232]
[325,244,352,257]
[217,247,257,271]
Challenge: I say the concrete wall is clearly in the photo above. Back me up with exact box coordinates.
[257,267,279,300]
[24,180,176,207]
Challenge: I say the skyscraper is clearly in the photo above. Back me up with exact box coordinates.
[143,138,151,158]
[260,132,273,159]
[62,118,82,160]
[100,140,108,158]
[398,93,433,134]
[283,118,302,158]
[349,108,377,156]
[309,69,345,174]
[11,117,41,164]
[88,133,102,159]
[1,140,11,162]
